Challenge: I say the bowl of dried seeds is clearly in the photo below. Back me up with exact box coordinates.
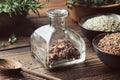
[79,13,120,42]
[92,32,120,70]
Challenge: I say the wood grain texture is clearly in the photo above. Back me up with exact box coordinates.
[0,47,119,80]
[0,0,120,80]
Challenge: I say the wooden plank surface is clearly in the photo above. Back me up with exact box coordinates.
[0,37,29,51]
[0,0,120,80]
[0,47,120,80]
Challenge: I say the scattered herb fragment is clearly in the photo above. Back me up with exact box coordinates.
[8,34,17,45]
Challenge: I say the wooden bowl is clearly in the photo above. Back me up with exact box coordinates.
[68,3,120,22]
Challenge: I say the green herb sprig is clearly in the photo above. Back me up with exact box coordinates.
[0,0,49,16]
[8,34,17,45]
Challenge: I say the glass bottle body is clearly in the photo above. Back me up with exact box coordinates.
[31,9,86,70]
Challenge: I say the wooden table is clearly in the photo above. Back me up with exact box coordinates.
[0,0,120,80]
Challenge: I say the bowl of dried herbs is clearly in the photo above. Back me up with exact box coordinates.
[92,32,120,70]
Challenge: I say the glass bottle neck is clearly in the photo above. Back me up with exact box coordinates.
[47,8,68,28]
[50,17,65,27]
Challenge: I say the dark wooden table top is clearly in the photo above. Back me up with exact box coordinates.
[0,0,120,80]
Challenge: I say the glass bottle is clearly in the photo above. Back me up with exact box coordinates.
[31,8,86,70]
